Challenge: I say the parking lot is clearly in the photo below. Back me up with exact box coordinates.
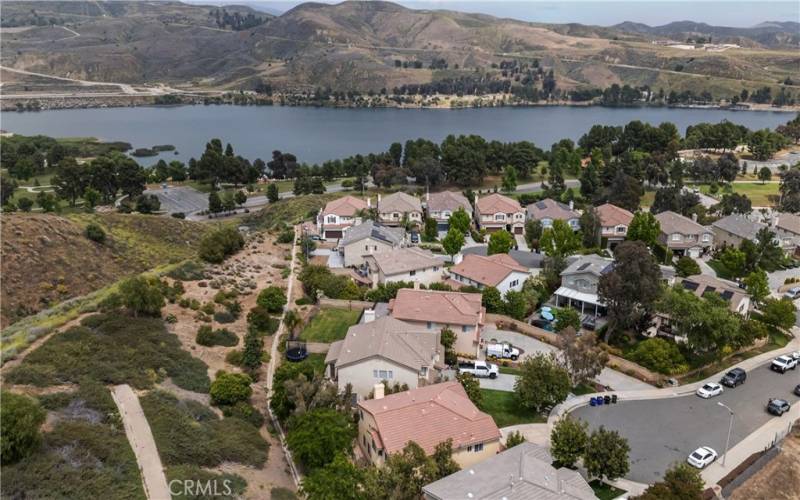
[572,361,800,484]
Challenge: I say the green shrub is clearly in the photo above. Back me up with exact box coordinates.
[222,401,264,428]
[257,286,287,313]
[674,256,701,277]
[166,466,246,500]
[1,391,46,464]
[213,311,236,324]
[210,372,253,406]
[199,226,245,264]
[84,223,106,243]
[630,338,688,375]
[247,306,274,332]
[225,350,244,366]
[286,409,356,470]
[276,228,295,244]
[196,326,239,347]
[167,261,207,281]
[295,297,313,306]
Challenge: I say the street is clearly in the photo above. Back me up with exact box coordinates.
[571,361,800,484]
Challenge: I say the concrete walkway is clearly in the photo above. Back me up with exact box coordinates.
[697,257,718,278]
[111,384,170,500]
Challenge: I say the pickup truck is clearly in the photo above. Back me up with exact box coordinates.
[458,361,499,379]
[771,354,798,373]
[486,342,520,360]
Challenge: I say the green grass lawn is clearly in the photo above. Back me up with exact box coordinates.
[479,389,546,427]
[298,308,361,343]
[706,259,734,280]
[696,182,779,206]
[589,480,626,500]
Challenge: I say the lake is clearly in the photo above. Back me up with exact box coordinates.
[0,105,793,165]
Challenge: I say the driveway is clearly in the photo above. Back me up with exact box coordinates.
[767,268,800,291]
[479,373,517,392]
[481,327,557,358]
[571,361,800,484]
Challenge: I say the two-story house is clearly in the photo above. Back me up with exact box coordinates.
[389,288,484,356]
[448,253,531,296]
[324,315,444,399]
[475,193,525,234]
[317,195,367,239]
[425,191,473,231]
[654,211,714,258]
[775,212,800,256]
[596,203,634,246]
[357,381,501,468]
[377,192,423,227]
[339,220,405,268]
[553,254,613,316]
[364,247,443,287]
[712,214,772,249]
[526,198,580,231]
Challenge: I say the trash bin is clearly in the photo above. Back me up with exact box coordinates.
[611,394,618,404]
[589,397,597,407]
[596,396,604,406]
[604,395,611,405]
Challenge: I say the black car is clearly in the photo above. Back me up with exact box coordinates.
[720,368,747,388]
[410,232,419,244]
[767,398,791,416]
[795,384,800,397]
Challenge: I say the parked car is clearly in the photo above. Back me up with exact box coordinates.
[720,368,747,387]
[794,384,800,397]
[771,355,798,373]
[458,360,499,379]
[687,447,717,469]
[767,398,791,416]
[486,342,520,361]
[696,382,723,399]
[410,232,420,244]
[784,287,800,300]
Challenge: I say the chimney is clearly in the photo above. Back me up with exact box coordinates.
[569,200,574,210]
[373,383,385,400]
[363,308,376,323]
[692,213,698,222]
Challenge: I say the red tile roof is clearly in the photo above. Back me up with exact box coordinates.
[322,196,367,217]
[596,203,633,227]
[389,288,483,326]
[450,253,528,287]
[476,193,522,215]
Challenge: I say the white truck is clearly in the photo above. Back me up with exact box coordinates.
[458,360,499,379]
[486,342,520,361]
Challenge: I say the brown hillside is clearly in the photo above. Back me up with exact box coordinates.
[1,213,209,327]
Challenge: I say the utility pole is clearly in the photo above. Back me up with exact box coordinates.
[717,401,734,466]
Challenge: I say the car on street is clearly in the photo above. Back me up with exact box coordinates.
[687,447,718,469]
[795,384,800,397]
[720,368,747,387]
[696,382,723,399]
[784,286,800,300]
[767,398,791,416]
[771,355,798,373]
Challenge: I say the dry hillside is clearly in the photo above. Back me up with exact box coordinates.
[0,213,209,327]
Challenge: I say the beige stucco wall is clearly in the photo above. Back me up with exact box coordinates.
[381,266,443,287]
[337,358,423,398]
[452,439,501,468]
[400,318,478,356]
[343,237,397,267]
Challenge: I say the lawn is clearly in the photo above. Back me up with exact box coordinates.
[298,307,361,343]
[479,389,546,427]
[696,182,779,207]
[589,480,626,500]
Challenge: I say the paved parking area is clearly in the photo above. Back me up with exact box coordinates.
[571,362,800,484]
[481,327,557,358]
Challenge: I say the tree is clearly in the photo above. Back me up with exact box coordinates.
[441,228,465,259]
[266,183,280,203]
[440,327,457,365]
[287,409,356,470]
[584,426,630,481]
[488,230,514,255]
[604,172,643,212]
[630,338,687,375]
[657,286,742,354]
[558,327,608,385]
[524,219,543,249]
[234,190,248,206]
[718,247,747,278]
[549,416,588,468]
[210,371,253,406]
[119,276,165,317]
[505,431,526,448]
[579,206,601,248]
[759,297,797,330]
[453,372,481,407]
[481,286,504,313]
[83,187,101,209]
[257,286,287,313]
[540,219,581,258]
[514,353,571,413]
[758,167,772,184]
[1,391,46,464]
[743,269,769,306]
[627,212,661,248]
[503,290,528,320]
[449,207,471,234]
[432,439,460,479]
[135,194,161,214]
[716,193,752,215]
[16,197,33,212]
[779,169,800,213]
[1,175,18,206]
[221,190,236,212]
[363,441,438,499]
[241,328,265,374]
[208,191,223,214]
[36,191,57,212]
[52,157,87,206]
[301,453,365,500]
[501,165,518,192]
[598,241,663,341]
[423,217,438,242]
[634,463,705,500]
[674,256,701,277]
[553,308,580,332]
[198,226,245,263]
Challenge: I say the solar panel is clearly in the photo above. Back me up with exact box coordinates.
[577,262,591,271]
[682,281,699,291]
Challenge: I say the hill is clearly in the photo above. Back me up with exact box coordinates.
[1,0,797,100]
[0,212,210,327]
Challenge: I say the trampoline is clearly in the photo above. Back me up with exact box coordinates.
[285,339,308,362]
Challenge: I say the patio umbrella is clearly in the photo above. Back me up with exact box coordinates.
[541,310,555,321]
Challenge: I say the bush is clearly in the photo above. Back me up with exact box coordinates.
[84,223,106,243]
[674,256,701,277]
[196,326,239,347]
[247,306,279,334]
[210,372,253,406]
[170,212,186,219]
[286,409,355,470]
[257,286,287,313]
[167,261,207,281]
[199,226,245,264]
[630,338,688,375]
[1,391,46,464]
[295,297,313,306]
[222,401,264,428]
[214,311,236,324]
[277,228,295,244]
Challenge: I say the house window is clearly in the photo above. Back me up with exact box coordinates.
[616,226,626,234]
[473,443,484,452]
[379,370,387,379]
[326,215,336,223]
[427,321,432,329]
[702,234,710,242]
[494,214,505,221]
[462,325,467,333]
[365,245,370,251]
[510,280,519,287]
[443,211,451,218]
[434,266,439,272]
[420,367,428,377]
[466,445,473,452]
[410,270,416,276]
[671,234,681,241]
[373,370,379,378]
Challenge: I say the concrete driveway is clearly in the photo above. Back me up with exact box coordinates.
[571,361,800,484]
[481,327,557,358]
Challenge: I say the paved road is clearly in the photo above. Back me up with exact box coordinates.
[516,179,580,194]
[111,384,171,500]
[571,361,800,484]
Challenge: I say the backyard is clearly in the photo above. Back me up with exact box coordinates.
[478,389,546,428]
[298,308,361,343]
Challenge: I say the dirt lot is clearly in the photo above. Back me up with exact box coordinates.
[729,425,800,500]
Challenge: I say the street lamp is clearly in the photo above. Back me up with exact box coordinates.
[717,401,734,466]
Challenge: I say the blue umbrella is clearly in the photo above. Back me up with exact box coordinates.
[541,311,555,321]
[541,306,552,312]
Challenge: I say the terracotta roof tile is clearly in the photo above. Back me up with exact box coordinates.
[390,288,483,326]
[596,203,633,227]
[450,254,528,287]
[476,193,522,215]
[427,191,472,214]
[322,195,367,217]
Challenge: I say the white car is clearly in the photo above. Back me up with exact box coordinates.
[771,355,798,373]
[696,382,723,399]
[687,446,718,469]
[784,286,800,300]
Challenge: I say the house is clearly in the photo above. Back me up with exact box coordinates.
[774,212,800,254]
[377,192,423,227]
[389,288,484,355]
[712,214,768,248]
[449,253,530,295]
[526,198,580,230]
[552,254,613,316]
[679,274,751,315]
[324,315,443,398]
[654,210,714,258]
[423,442,595,500]
[317,195,367,239]
[462,246,545,275]
[339,220,405,268]
[426,191,473,230]
[475,193,525,234]
[357,381,501,468]
[596,203,634,245]
[364,247,443,287]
